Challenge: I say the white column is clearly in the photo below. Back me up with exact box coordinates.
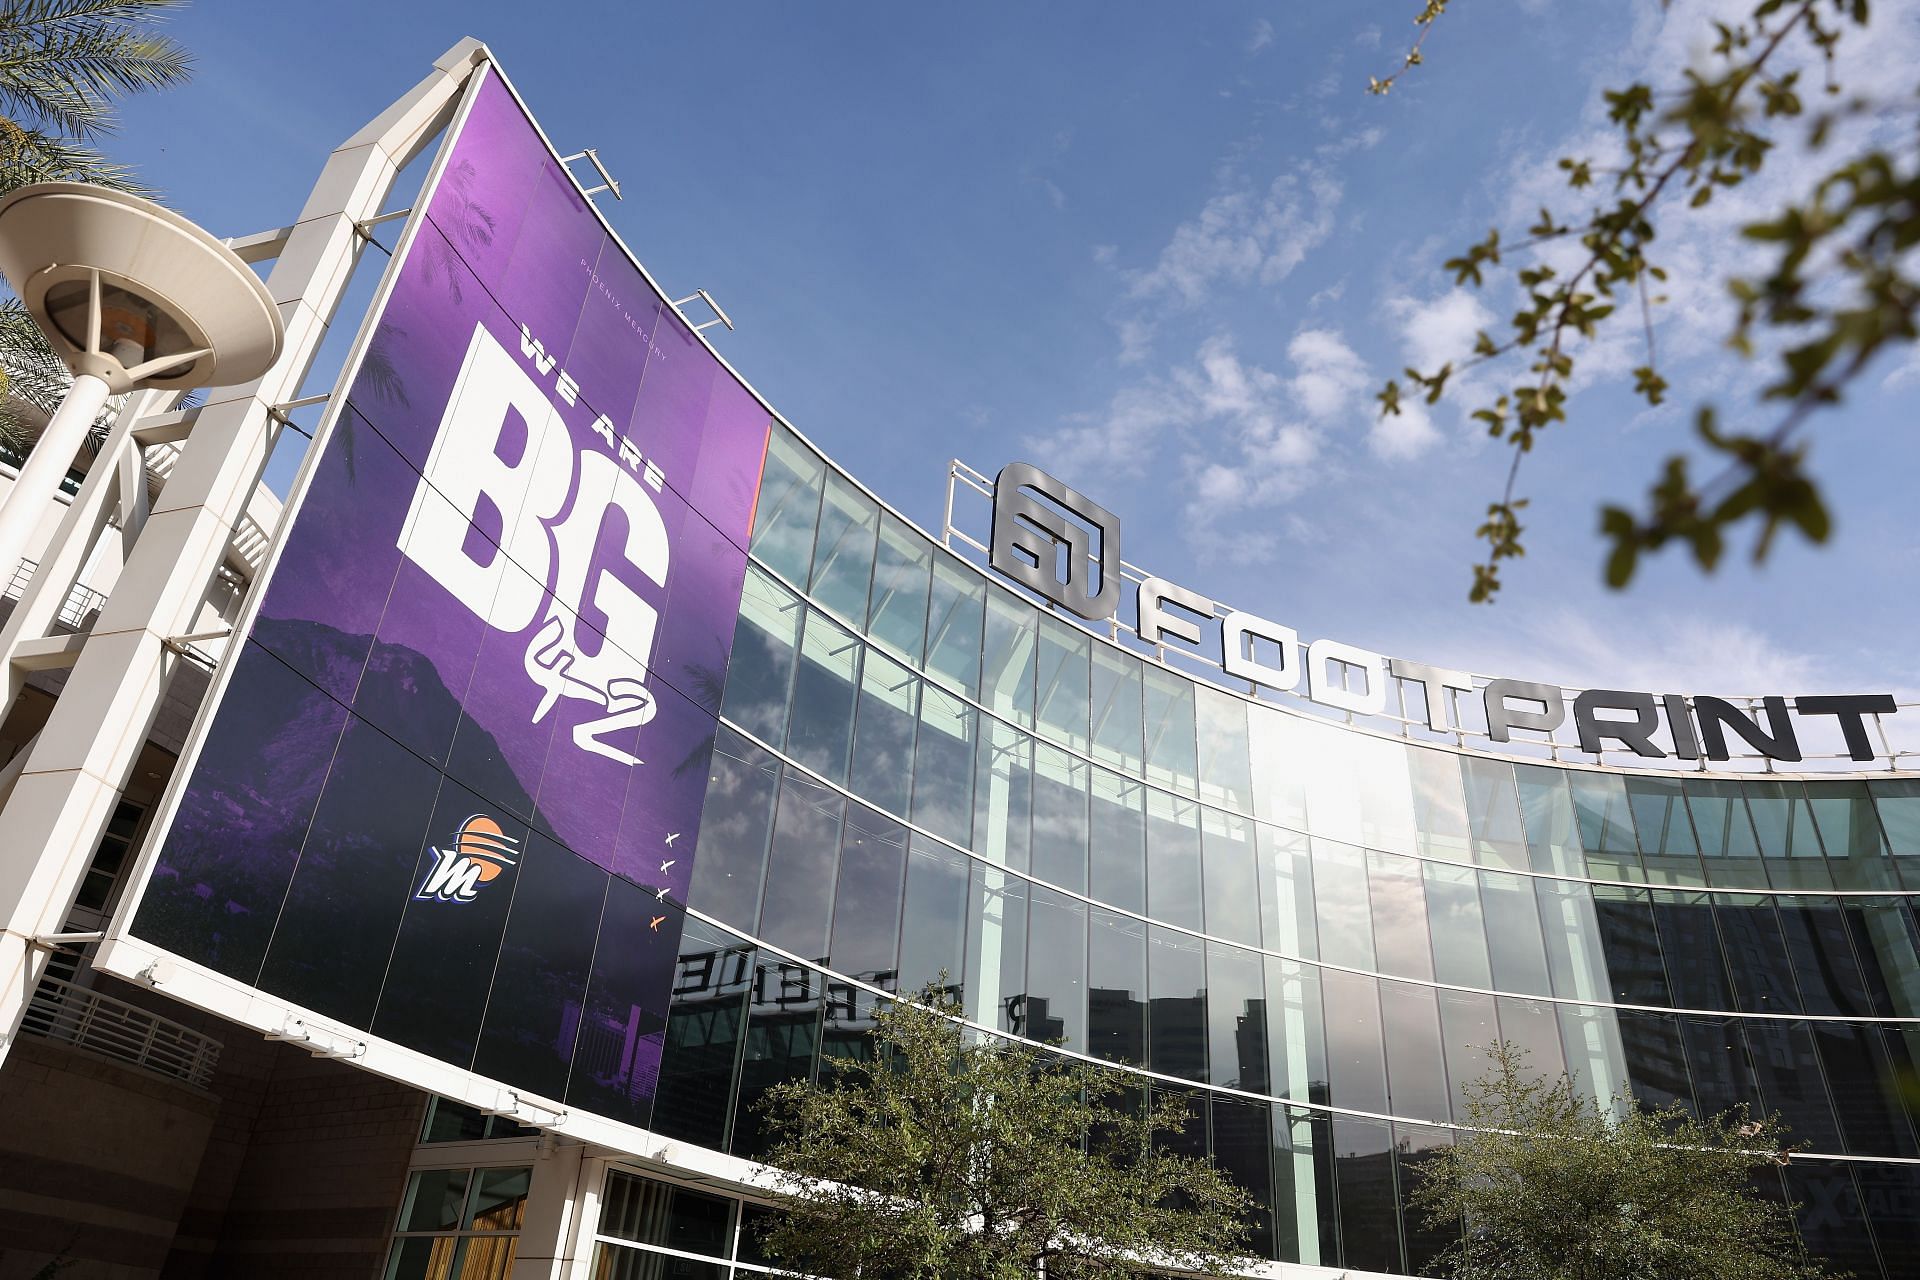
[0,372,111,583]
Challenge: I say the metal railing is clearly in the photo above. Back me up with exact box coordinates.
[4,558,109,629]
[19,974,221,1090]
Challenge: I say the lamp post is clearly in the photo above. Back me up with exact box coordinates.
[0,183,283,581]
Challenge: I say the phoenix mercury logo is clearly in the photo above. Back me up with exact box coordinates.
[415,814,520,904]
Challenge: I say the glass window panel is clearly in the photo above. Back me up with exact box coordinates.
[686,729,780,932]
[1030,742,1089,893]
[1438,990,1499,1122]
[1557,1004,1629,1116]
[1685,777,1769,889]
[971,719,1031,872]
[1090,642,1145,772]
[1494,995,1566,1082]
[1396,1124,1459,1274]
[1272,1107,1339,1267]
[1847,899,1920,1018]
[1352,736,1419,856]
[592,1242,723,1280]
[401,1168,470,1232]
[1516,764,1586,876]
[911,687,975,845]
[1294,718,1366,848]
[599,1172,732,1255]
[1194,684,1252,813]
[1590,885,1671,1005]
[1147,924,1207,1081]
[731,960,824,1159]
[1805,780,1891,888]
[1777,895,1873,1017]
[1088,908,1147,1066]
[923,557,985,698]
[1379,979,1451,1123]
[1210,1097,1276,1260]
[847,648,918,818]
[652,923,752,1148]
[1257,823,1317,960]
[1681,1016,1762,1122]
[1207,941,1266,1091]
[1746,1020,1842,1151]
[1203,809,1262,947]
[897,836,969,1000]
[1320,968,1387,1114]
[1026,887,1087,1051]
[1264,955,1326,1106]
[1714,894,1803,1015]
[1616,1009,1694,1114]
[1785,1164,1884,1280]
[1651,889,1736,1010]
[966,863,1028,1035]
[719,565,803,745]
[1869,778,1920,853]
[1089,767,1146,914]
[748,426,824,586]
[784,610,860,783]
[981,589,1038,728]
[1146,790,1204,931]
[866,513,931,662]
[1534,879,1610,1003]
[1745,779,1825,864]
[827,805,908,983]
[1409,747,1472,863]
[1567,772,1644,881]
[1856,1163,1920,1270]
[1367,851,1433,981]
[1423,862,1492,990]
[1331,1116,1403,1274]
[1311,838,1374,973]
[1035,614,1092,752]
[808,472,879,622]
[1245,705,1310,833]
[757,773,844,961]
[1143,665,1199,796]
[1812,1023,1919,1157]
[1460,757,1527,870]
[1627,776,1699,853]
[1479,870,1552,997]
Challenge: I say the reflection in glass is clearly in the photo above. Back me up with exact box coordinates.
[1088,909,1146,1065]
[1535,879,1609,1002]
[757,772,844,961]
[1311,839,1374,973]
[1396,1124,1458,1272]
[867,513,931,663]
[809,473,879,623]
[1746,1020,1843,1152]
[1143,665,1199,796]
[1088,768,1146,913]
[897,837,969,998]
[847,648,917,817]
[1461,756,1526,870]
[1210,1096,1275,1258]
[1715,894,1802,1015]
[1680,1016,1761,1121]
[1320,968,1387,1114]
[1090,642,1145,772]
[1557,1003,1629,1115]
[981,590,1038,727]
[1146,791,1204,931]
[972,720,1032,872]
[784,609,859,783]
[748,427,824,586]
[1616,1008,1694,1114]
[1480,870,1552,997]
[1438,990,1498,1122]
[653,922,752,1148]
[1147,925,1206,1081]
[1495,995,1567,1082]
[911,687,975,844]
[1203,809,1262,946]
[1271,1108,1337,1266]
[1030,742,1089,893]
[731,961,823,1158]
[827,805,908,983]
[1264,956,1326,1105]
[1379,979,1450,1123]
[966,862,1028,1034]
[923,558,984,698]
[1206,942,1266,1091]
[1423,862,1491,989]
[1256,824,1316,960]
[1516,764,1584,876]
[1367,850,1432,981]
[1194,684,1252,812]
[1025,887,1087,1051]
[687,729,779,932]
[1568,772,1642,881]
[1409,746,1472,863]
[1035,614,1092,752]
[1332,1116,1402,1274]
[719,566,803,745]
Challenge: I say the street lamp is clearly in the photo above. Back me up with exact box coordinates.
[0,182,284,580]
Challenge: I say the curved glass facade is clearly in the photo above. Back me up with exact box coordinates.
[654,424,1920,1278]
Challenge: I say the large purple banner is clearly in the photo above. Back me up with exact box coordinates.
[127,69,771,1123]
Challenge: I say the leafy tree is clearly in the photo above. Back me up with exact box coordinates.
[753,989,1260,1280]
[1371,1,1914,603]
[1411,1042,1828,1280]
[0,0,192,450]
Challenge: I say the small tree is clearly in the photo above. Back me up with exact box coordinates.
[754,989,1260,1280]
[1412,1042,1829,1280]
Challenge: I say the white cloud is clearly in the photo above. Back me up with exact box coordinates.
[1248,18,1274,53]
[1287,328,1370,420]
[1126,170,1343,307]
[1394,289,1494,375]
[1369,399,1439,460]
[1354,23,1382,50]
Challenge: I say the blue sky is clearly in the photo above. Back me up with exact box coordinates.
[110,1,1920,701]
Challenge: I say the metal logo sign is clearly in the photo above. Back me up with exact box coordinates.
[989,461,1121,623]
[122,67,773,1125]
[983,463,1897,764]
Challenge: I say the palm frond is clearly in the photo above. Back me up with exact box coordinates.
[0,118,144,194]
[0,0,189,141]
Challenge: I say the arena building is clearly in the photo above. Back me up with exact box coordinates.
[0,39,1914,1280]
